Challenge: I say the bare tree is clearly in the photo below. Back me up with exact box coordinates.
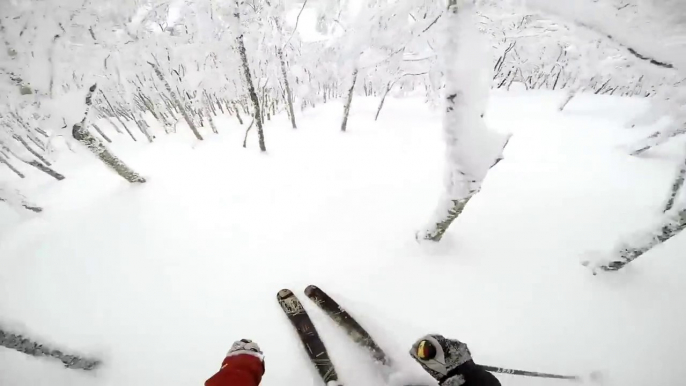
[375,72,427,121]
[1,146,64,181]
[665,149,686,212]
[585,209,686,273]
[0,185,42,212]
[0,328,99,370]
[91,123,112,143]
[341,69,358,132]
[72,84,146,183]
[148,61,204,141]
[279,49,297,129]
[233,5,266,151]
[418,0,509,242]
[0,151,25,178]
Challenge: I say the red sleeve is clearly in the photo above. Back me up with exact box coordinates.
[205,354,265,386]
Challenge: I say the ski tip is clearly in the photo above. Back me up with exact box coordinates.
[277,289,294,299]
[304,285,320,296]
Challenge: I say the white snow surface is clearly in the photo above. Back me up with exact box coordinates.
[1,91,686,386]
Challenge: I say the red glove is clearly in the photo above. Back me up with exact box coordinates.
[206,339,265,386]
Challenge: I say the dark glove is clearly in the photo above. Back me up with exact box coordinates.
[409,335,474,386]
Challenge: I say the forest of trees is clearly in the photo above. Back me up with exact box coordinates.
[0,0,684,273]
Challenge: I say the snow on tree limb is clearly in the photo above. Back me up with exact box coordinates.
[419,0,510,242]
[523,0,685,73]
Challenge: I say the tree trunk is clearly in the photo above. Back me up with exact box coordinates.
[205,91,217,116]
[216,96,225,114]
[26,159,65,180]
[148,61,203,141]
[133,112,154,143]
[588,209,686,273]
[0,140,64,181]
[91,124,112,143]
[103,115,123,134]
[419,0,509,242]
[665,149,686,212]
[0,152,25,178]
[13,134,51,166]
[235,28,266,151]
[206,106,218,134]
[0,188,42,213]
[73,85,146,183]
[101,93,137,141]
[138,92,160,120]
[375,82,392,121]
[631,126,686,156]
[260,84,267,125]
[341,68,358,132]
[0,328,99,369]
[243,118,256,148]
[278,49,297,129]
[232,102,244,125]
[375,72,427,121]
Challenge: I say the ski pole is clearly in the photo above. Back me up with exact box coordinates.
[479,365,581,381]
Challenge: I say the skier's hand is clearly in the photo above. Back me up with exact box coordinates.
[409,335,473,386]
[206,339,265,386]
[227,339,264,361]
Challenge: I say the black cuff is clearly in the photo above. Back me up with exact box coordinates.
[439,360,479,384]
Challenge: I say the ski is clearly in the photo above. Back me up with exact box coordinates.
[304,285,390,366]
[277,288,342,386]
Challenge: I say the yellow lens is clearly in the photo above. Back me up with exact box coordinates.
[417,341,428,359]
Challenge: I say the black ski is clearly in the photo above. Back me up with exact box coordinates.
[304,285,390,366]
[277,289,342,385]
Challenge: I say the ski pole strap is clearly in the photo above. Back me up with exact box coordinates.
[479,365,580,381]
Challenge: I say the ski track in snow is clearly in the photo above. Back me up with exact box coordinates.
[0,91,685,386]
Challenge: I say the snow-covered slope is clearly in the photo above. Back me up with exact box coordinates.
[1,92,685,386]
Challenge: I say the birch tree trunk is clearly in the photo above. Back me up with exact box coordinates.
[664,148,686,212]
[341,69,358,132]
[13,134,51,166]
[418,0,510,242]
[375,72,427,121]
[375,81,393,121]
[558,87,579,111]
[148,62,204,141]
[585,209,686,273]
[72,84,146,183]
[0,328,99,370]
[278,49,297,129]
[101,93,137,141]
[0,186,42,212]
[0,152,25,178]
[233,7,266,152]
[232,102,244,125]
[205,104,218,134]
[1,139,65,181]
[133,112,154,143]
[630,126,686,156]
[91,124,112,143]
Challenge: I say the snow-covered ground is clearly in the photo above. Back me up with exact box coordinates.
[1,91,685,386]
